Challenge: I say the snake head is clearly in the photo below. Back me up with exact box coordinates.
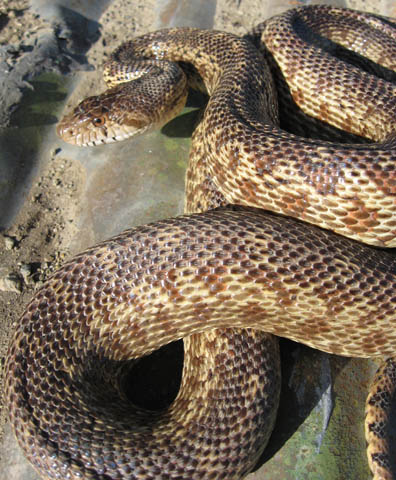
[56,87,153,147]
[57,58,188,147]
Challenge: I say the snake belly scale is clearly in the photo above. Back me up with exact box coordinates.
[6,4,396,480]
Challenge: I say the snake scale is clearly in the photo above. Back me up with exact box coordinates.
[5,4,396,480]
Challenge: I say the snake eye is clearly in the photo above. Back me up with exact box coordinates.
[92,117,105,126]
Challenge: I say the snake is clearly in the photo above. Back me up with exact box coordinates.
[5,4,396,480]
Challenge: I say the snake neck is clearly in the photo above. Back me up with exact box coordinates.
[111,27,280,126]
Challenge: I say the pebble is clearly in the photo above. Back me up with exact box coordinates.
[0,269,22,293]
[3,235,16,250]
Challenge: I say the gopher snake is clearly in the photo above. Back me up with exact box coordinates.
[6,5,396,479]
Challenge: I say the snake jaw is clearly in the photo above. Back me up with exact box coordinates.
[83,121,153,147]
[57,121,150,147]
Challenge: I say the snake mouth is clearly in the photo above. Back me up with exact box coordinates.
[57,114,152,147]
[86,123,153,146]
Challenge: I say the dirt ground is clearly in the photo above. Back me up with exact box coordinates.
[0,0,393,474]
[0,0,147,452]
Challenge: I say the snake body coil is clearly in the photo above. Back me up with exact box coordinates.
[6,5,396,480]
